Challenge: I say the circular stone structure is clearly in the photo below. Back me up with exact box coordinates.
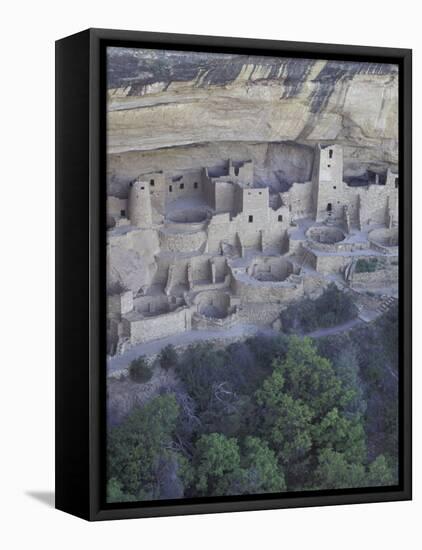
[369,227,398,247]
[168,209,208,224]
[306,226,345,244]
[195,291,231,319]
[250,256,295,282]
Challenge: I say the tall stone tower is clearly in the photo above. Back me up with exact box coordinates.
[128,179,152,227]
[312,144,344,222]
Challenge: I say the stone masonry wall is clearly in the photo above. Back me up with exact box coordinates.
[125,307,192,344]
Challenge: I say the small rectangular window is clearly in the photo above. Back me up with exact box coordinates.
[180,183,184,189]
[329,149,333,159]
[141,186,145,190]
[120,209,126,217]
[194,182,198,189]
[169,185,173,192]
[278,215,283,222]
[150,179,155,186]
[327,164,331,168]
[248,215,253,223]
[395,177,399,188]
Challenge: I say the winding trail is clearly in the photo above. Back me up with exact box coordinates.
[305,318,363,339]
[107,324,277,375]
[107,317,364,376]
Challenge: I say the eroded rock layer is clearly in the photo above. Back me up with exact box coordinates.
[107,47,398,196]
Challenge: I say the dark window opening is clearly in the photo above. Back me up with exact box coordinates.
[327,203,332,212]
[395,177,399,188]
[194,182,198,189]
[327,164,331,168]
[150,179,155,186]
[333,186,337,189]
[329,149,333,159]
[248,215,253,223]
[234,167,239,176]
[278,215,283,222]
[141,186,145,190]
[169,185,173,192]
[180,183,184,189]
[258,191,262,195]
[120,209,126,217]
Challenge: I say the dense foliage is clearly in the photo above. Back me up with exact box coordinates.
[280,283,358,333]
[355,258,384,273]
[128,356,152,383]
[107,305,398,502]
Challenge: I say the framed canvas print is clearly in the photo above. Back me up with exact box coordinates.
[55,28,412,521]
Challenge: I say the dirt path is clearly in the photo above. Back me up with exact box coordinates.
[107,317,364,376]
[305,318,363,338]
[107,324,277,375]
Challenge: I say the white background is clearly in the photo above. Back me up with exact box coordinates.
[0,0,419,548]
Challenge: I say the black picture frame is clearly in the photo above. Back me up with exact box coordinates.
[55,28,412,521]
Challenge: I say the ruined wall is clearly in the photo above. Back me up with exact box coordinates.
[108,290,134,316]
[358,174,398,227]
[351,265,398,288]
[190,256,212,282]
[125,307,192,344]
[192,311,239,330]
[237,303,285,325]
[194,290,232,316]
[240,187,269,216]
[108,196,128,219]
[232,275,304,304]
[133,294,184,315]
[309,253,350,275]
[166,168,204,204]
[153,256,189,288]
[249,256,295,281]
[281,181,314,220]
[159,228,207,253]
[107,228,160,292]
[213,180,237,212]
[229,160,254,186]
[211,256,228,280]
[206,206,289,253]
[207,213,236,252]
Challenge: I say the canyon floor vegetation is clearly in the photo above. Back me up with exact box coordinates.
[107,304,398,502]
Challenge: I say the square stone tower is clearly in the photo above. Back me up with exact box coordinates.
[312,144,345,222]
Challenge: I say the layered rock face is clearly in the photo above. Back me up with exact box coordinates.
[107,47,398,194]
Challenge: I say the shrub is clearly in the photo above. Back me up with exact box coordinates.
[159,344,178,371]
[355,258,379,273]
[128,356,152,383]
[280,283,358,333]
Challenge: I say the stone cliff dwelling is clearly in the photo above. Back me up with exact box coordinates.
[107,144,399,355]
